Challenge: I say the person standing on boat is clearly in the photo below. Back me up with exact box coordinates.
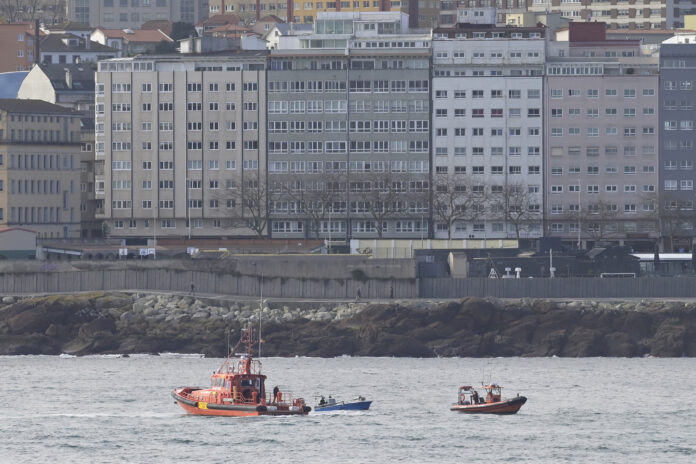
[472,390,479,404]
[273,385,281,402]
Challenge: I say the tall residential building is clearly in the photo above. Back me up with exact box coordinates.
[528,0,667,30]
[66,0,206,29]
[18,63,103,238]
[439,2,527,27]
[0,24,35,72]
[669,2,696,28]
[544,23,659,251]
[658,34,696,251]
[431,18,545,241]
[0,99,83,238]
[95,53,267,238]
[207,0,404,24]
[267,11,432,239]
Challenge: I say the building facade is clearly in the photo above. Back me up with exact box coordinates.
[528,0,667,30]
[0,99,83,238]
[431,20,545,240]
[66,0,206,29]
[267,12,432,239]
[208,0,405,24]
[658,35,696,251]
[544,24,660,250]
[95,53,267,238]
[0,24,35,72]
[18,64,103,238]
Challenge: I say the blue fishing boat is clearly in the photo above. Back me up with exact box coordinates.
[314,395,372,412]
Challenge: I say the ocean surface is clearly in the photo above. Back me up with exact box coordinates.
[1,355,694,463]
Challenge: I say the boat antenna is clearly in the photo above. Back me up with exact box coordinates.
[258,272,263,358]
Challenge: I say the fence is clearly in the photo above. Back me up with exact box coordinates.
[0,270,418,300]
[3,270,696,299]
[419,277,696,299]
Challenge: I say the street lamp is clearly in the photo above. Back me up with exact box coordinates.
[577,178,581,250]
[186,178,191,240]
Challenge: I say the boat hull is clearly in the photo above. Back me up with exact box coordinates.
[450,396,527,415]
[314,400,372,412]
[172,390,311,416]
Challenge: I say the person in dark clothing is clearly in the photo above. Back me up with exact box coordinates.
[389,285,394,299]
[472,390,479,404]
[355,288,361,302]
[189,281,195,296]
[273,385,281,402]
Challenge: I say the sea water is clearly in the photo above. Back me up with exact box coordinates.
[0,356,694,463]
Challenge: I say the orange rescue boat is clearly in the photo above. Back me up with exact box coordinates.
[172,324,311,417]
[450,384,526,415]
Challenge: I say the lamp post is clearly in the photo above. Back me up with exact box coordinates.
[186,178,191,240]
[420,212,424,248]
[328,209,332,254]
[153,195,157,260]
[577,178,581,250]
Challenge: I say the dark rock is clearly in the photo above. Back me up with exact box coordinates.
[651,318,687,357]
[78,317,116,338]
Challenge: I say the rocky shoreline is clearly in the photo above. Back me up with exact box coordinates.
[0,292,695,357]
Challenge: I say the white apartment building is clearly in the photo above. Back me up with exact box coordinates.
[95,53,268,238]
[431,22,546,241]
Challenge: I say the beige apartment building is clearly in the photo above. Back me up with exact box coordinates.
[0,99,83,238]
[95,53,268,238]
[206,0,438,26]
[528,0,667,30]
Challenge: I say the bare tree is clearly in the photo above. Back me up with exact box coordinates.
[562,199,620,246]
[213,177,269,238]
[24,0,41,21]
[658,191,695,252]
[352,172,427,239]
[492,182,542,240]
[431,173,486,240]
[0,0,25,23]
[277,172,347,239]
[42,0,66,25]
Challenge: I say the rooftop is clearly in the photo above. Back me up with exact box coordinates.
[48,21,92,31]
[94,28,173,43]
[40,34,119,53]
[38,63,96,92]
[0,98,78,114]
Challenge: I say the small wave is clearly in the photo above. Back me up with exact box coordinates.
[159,353,205,358]
[59,353,76,358]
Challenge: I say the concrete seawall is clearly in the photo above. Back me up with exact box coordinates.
[5,268,696,299]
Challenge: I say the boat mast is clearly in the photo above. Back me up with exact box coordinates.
[258,272,263,358]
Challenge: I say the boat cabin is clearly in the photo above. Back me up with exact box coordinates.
[457,384,502,405]
[482,384,502,403]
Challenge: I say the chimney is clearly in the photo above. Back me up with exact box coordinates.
[34,20,40,65]
[287,0,293,23]
[65,69,73,89]
[256,0,261,21]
